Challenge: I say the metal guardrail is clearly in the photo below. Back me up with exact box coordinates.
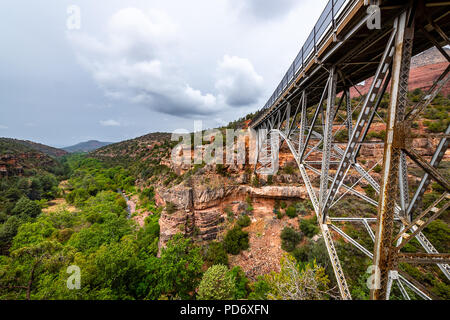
[251,0,351,126]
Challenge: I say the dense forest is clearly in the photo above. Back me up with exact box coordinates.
[0,154,332,300]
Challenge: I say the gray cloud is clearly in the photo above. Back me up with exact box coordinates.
[68,8,263,118]
[216,55,264,107]
[0,0,327,146]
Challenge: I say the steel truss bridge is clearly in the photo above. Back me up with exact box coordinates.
[250,0,450,300]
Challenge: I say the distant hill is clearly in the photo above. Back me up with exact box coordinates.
[63,140,113,153]
[351,46,450,97]
[0,138,65,177]
[90,132,172,167]
[4,138,68,157]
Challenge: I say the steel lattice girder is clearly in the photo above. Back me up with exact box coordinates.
[252,2,450,300]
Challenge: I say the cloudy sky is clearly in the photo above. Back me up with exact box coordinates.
[0,0,327,147]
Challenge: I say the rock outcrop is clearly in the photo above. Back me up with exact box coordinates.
[156,184,308,249]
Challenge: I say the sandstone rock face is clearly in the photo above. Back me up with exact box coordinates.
[156,185,193,210]
[157,184,308,249]
[158,209,190,254]
[242,185,307,199]
[193,186,237,210]
[194,209,225,241]
[412,138,433,156]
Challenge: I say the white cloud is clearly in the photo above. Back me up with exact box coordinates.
[100,119,121,127]
[68,7,263,118]
[216,55,263,107]
[230,0,299,19]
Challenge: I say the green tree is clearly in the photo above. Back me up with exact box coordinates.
[236,215,251,228]
[285,205,297,218]
[197,265,235,300]
[248,277,271,300]
[264,254,330,300]
[281,227,303,252]
[12,197,41,219]
[229,266,249,299]
[223,227,249,255]
[158,234,203,299]
[205,241,228,267]
[0,240,65,300]
[299,217,319,238]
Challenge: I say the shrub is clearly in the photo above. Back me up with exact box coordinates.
[267,175,273,185]
[224,226,249,255]
[225,206,234,222]
[283,166,295,175]
[274,208,283,219]
[205,241,229,267]
[12,196,41,219]
[292,246,310,263]
[252,175,260,187]
[373,164,382,173]
[165,202,177,214]
[285,205,298,218]
[294,202,309,216]
[216,164,228,176]
[299,217,319,238]
[367,130,386,140]
[229,266,250,299]
[248,277,271,300]
[425,119,448,133]
[334,129,348,142]
[237,215,251,228]
[197,265,235,300]
[363,185,377,199]
[280,227,303,252]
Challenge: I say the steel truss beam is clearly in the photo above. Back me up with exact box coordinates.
[252,3,450,300]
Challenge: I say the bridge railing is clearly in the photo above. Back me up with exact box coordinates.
[251,0,350,126]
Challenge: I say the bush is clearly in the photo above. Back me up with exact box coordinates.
[285,205,298,218]
[373,164,382,173]
[165,202,177,214]
[237,215,251,228]
[224,226,249,255]
[205,241,229,267]
[299,217,319,238]
[229,266,250,299]
[252,175,260,187]
[12,196,41,219]
[292,246,310,263]
[363,185,377,199]
[225,206,234,222]
[197,265,235,300]
[248,277,271,300]
[367,130,386,140]
[425,119,448,133]
[216,164,228,176]
[274,208,283,219]
[280,227,303,252]
[334,129,348,142]
[283,166,295,175]
[294,202,310,216]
